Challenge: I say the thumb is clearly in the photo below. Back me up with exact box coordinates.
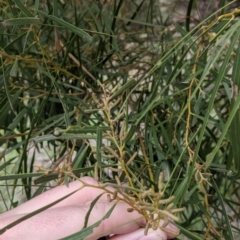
[108,222,179,240]
[108,228,168,240]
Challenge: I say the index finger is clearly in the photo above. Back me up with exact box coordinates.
[0,177,112,219]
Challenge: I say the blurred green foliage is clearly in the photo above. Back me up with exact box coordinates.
[1,0,240,239]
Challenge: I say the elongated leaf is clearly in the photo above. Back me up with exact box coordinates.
[83,193,104,228]
[3,17,41,26]
[37,10,92,42]
[175,222,203,240]
[96,127,102,169]
[12,0,34,17]
[60,203,117,240]
[229,35,240,178]
[211,177,235,240]
[0,189,80,235]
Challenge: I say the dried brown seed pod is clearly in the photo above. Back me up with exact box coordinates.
[127,208,134,212]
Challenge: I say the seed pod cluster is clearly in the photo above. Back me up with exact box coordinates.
[132,172,184,236]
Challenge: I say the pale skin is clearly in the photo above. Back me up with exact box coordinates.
[0,177,179,240]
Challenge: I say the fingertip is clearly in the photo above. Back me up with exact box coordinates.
[108,228,168,240]
[161,223,180,239]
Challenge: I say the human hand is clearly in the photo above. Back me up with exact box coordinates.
[0,177,179,240]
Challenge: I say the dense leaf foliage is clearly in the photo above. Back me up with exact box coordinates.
[1,1,240,239]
